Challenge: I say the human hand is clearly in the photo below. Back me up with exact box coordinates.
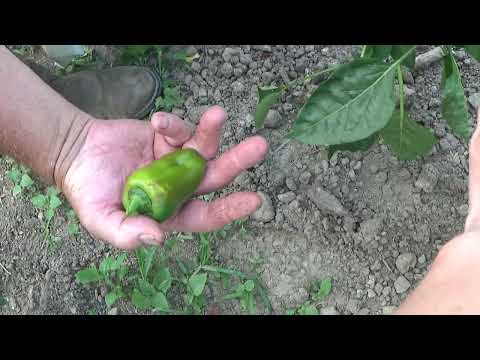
[61,106,268,250]
[397,109,480,314]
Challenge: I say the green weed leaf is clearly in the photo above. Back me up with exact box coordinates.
[441,50,470,141]
[298,304,319,315]
[255,86,282,129]
[67,223,80,236]
[118,265,129,280]
[99,256,115,275]
[151,292,169,312]
[20,174,33,188]
[112,253,127,271]
[120,45,157,64]
[313,277,333,301]
[289,58,399,145]
[105,292,118,307]
[197,234,211,266]
[463,45,480,62]
[155,87,183,112]
[31,194,47,208]
[244,280,255,292]
[46,186,60,197]
[138,278,156,297]
[380,110,437,160]
[153,267,172,293]
[189,273,208,297]
[136,246,156,279]
[46,208,55,221]
[67,209,77,220]
[12,185,22,196]
[76,267,102,284]
[6,168,21,183]
[49,195,62,210]
[132,288,151,310]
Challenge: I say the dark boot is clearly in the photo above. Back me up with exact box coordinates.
[21,53,161,120]
[49,66,161,119]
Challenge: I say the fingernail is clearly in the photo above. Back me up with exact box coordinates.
[139,234,158,245]
[154,114,170,129]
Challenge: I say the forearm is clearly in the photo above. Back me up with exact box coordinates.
[0,45,93,189]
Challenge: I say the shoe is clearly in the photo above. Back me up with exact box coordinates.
[50,66,161,119]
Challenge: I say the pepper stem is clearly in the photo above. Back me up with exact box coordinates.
[126,187,152,217]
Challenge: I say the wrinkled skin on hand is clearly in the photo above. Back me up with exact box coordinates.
[62,106,268,250]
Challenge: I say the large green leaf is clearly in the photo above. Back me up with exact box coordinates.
[441,51,470,141]
[380,110,437,160]
[391,45,416,69]
[363,45,392,61]
[255,86,282,129]
[328,132,378,158]
[289,58,397,145]
[463,45,480,62]
[75,267,102,284]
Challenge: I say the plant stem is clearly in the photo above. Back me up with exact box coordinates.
[396,64,406,156]
[396,65,405,122]
[280,65,337,92]
[360,45,367,58]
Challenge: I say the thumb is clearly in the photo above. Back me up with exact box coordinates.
[465,108,480,232]
[84,208,166,250]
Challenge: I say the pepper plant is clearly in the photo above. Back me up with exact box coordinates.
[256,45,480,160]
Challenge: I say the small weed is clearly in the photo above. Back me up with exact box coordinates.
[286,277,333,315]
[154,82,184,112]
[118,45,190,117]
[224,279,256,314]
[75,253,129,308]
[6,164,34,197]
[76,224,272,315]
[66,209,81,238]
[31,186,63,251]
[130,246,172,313]
[0,295,7,307]
[56,47,98,75]
[86,309,97,315]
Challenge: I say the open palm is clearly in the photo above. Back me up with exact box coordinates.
[62,106,268,249]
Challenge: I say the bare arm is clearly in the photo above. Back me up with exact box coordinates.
[0,45,92,188]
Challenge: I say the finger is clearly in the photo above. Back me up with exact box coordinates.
[465,109,480,232]
[184,105,227,159]
[162,192,262,233]
[196,136,268,194]
[151,112,193,147]
[83,208,166,250]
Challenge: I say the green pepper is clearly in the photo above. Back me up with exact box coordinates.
[122,148,207,223]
